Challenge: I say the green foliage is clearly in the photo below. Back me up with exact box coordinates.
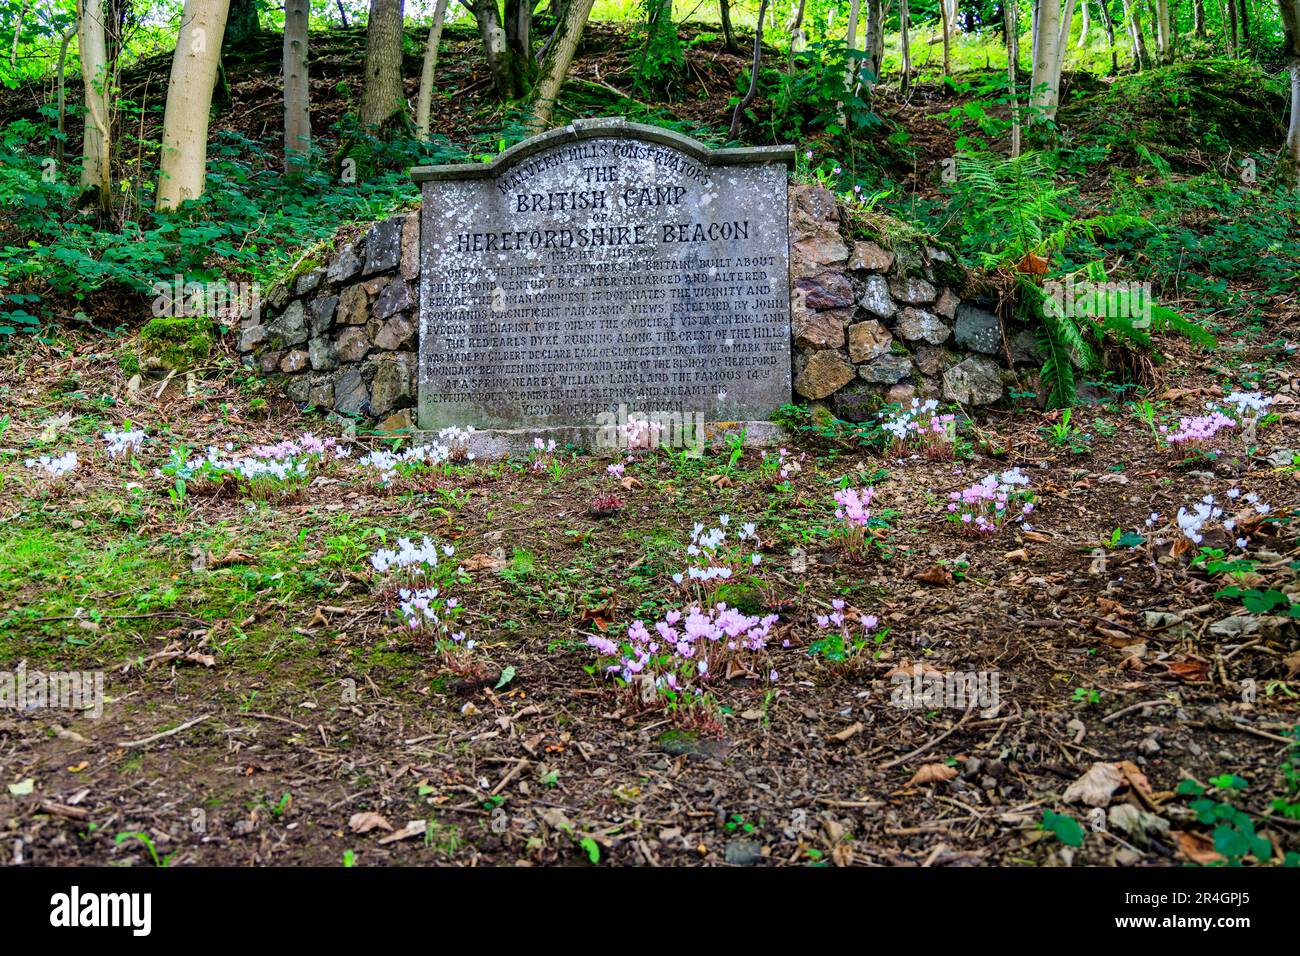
[632,0,685,96]
[1176,777,1273,866]
[1038,809,1084,847]
[139,315,215,371]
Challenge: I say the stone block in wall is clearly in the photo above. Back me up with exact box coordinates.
[364,216,404,276]
[791,232,849,279]
[366,352,416,418]
[239,322,267,352]
[888,277,937,306]
[267,300,307,348]
[335,366,369,416]
[258,350,284,374]
[335,326,371,362]
[915,345,959,377]
[887,383,916,405]
[792,292,850,349]
[828,381,883,422]
[280,349,309,373]
[794,271,854,310]
[896,307,951,346]
[373,278,413,321]
[308,375,335,409]
[1010,330,1040,365]
[954,304,1002,354]
[858,275,896,320]
[934,288,959,320]
[847,320,891,363]
[400,211,420,281]
[295,267,325,297]
[794,349,856,400]
[310,295,338,336]
[943,355,1004,405]
[789,184,840,240]
[373,314,416,351]
[309,336,339,371]
[860,353,914,385]
[284,374,310,404]
[327,242,362,284]
[336,284,370,325]
[849,240,894,273]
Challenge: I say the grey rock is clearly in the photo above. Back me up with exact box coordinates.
[1208,615,1260,639]
[848,240,894,272]
[266,281,290,312]
[334,366,369,417]
[310,295,338,336]
[267,300,308,348]
[327,242,362,284]
[943,355,1003,405]
[896,307,951,345]
[309,336,339,371]
[373,278,413,321]
[1010,330,1040,365]
[238,323,267,352]
[364,216,404,276]
[724,838,763,866]
[295,267,325,297]
[283,374,310,404]
[400,210,420,280]
[934,287,960,320]
[258,350,284,374]
[860,352,914,384]
[368,353,415,418]
[858,275,896,319]
[792,300,850,350]
[954,304,1002,354]
[336,284,369,325]
[914,345,958,377]
[374,314,416,352]
[888,276,937,305]
[828,381,883,422]
[308,376,335,409]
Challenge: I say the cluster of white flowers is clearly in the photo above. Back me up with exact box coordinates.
[359,442,450,483]
[397,587,469,643]
[369,536,453,576]
[671,515,761,586]
[1173,489,1271,549]
[436,426,475,462]
[24,451,78,479]
[102,427,146,458]
[1224,391,1274,420]
[170,446,309,483]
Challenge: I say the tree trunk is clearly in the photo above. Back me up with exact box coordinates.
[1154,0,1172,61]
[505,0,535,91]
[720,0,739,52]
[1193,0,1206,34]
[787,0,808,71]
[1096,0,1118,73]
[899,0,911,91]
[866,0,885,80]
[729,0,769,139]
[1006,0,1021,157]
[1120,0,1150,69]
[225,0,261,46]
[156,0,230,211]
[521,0,596,132]
[76,0,112,212]
[359,0,407,128]
[845,0,862,96]
[1077,0,1090,46]
[1239,0,1251,43]
[1225,0,1238,55]
[473,0,520,99]
[415,0,450,139]
[55,27,74,168]
[283,0,310,172]
[1030,0,1061,118]
[1281,0,1300,183]
[336,0,349,27]
[939,0,952,76]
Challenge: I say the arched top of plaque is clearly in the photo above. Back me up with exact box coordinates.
[410,117,795,183]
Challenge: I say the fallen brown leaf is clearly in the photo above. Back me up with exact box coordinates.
[907,763,958,786]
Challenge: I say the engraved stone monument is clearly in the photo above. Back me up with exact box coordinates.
[411,118,794,451]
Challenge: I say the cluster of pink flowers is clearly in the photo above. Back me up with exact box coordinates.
[881,399,957,459]
[832,486,877,556]
[809,599,883,662]
[623,417,663,451]
[529,436,559,472]
[946,468,1035,536]
[1161,410,1235,450]
[587,603,780,699]
[250,432,345,460]
[760,447,803,483]
[606,461,625,479]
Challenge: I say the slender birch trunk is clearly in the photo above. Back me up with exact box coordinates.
[1006,0,1021,157]
[156,0,230,210]
[899,0,911,92]
[77,0,113,212]
[415,0,450,139]
[1280,0,1300,184]
[283,0,311,172]
[1030,0,1062,119]
[522,0,596,133]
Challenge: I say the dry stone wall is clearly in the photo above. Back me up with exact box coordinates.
[238,185,1030,428]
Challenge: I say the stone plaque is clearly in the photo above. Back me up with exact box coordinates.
[412,119,793,445]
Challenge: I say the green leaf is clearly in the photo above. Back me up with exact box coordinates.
[1039,809,1084,847]
[494,665,516,690]
[579,836,600,864]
